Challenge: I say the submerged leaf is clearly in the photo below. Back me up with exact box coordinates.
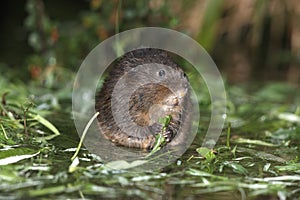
[103,160,148,170]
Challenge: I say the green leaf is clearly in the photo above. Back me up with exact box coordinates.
[233,138,277,147]
[159,115,171,126]
[0,147,40,165]
[147,115,172,157]
[274,163,300,173]
[223,161,248,175]
[146,133,165,158]
[29,113,60,141]
[187,168,227,180]
[196,147,216,161]
[28,185,69,197]
[238,147,286,163]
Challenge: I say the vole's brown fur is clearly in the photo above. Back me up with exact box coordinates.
[95,48,189,149]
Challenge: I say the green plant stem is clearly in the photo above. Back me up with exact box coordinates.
[226,122,231,148]
[0,124,8,140]
[71,112,100,161]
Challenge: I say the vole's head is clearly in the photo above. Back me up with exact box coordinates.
[125,61,189,104]
[154,64,189,104]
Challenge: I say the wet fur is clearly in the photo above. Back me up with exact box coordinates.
[95,48,189,149]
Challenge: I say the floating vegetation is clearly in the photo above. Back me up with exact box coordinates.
[1,73,300,199]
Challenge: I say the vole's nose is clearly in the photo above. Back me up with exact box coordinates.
[177,87,188,100]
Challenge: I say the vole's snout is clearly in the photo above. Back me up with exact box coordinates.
[178,89,187,99]
[163,94,179,106]
[176,85,188,102]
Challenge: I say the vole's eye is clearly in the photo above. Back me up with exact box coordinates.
[158,70,166,78]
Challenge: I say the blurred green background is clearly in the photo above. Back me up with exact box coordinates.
[1,0,300,84]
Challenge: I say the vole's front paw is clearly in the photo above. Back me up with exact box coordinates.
[162,127,174,142]
[149,122,175,143]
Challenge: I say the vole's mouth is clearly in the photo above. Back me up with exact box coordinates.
[164,94,179,106]
[166,87,187,106]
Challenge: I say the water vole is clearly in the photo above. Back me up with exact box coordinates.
[95,48,190,149]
